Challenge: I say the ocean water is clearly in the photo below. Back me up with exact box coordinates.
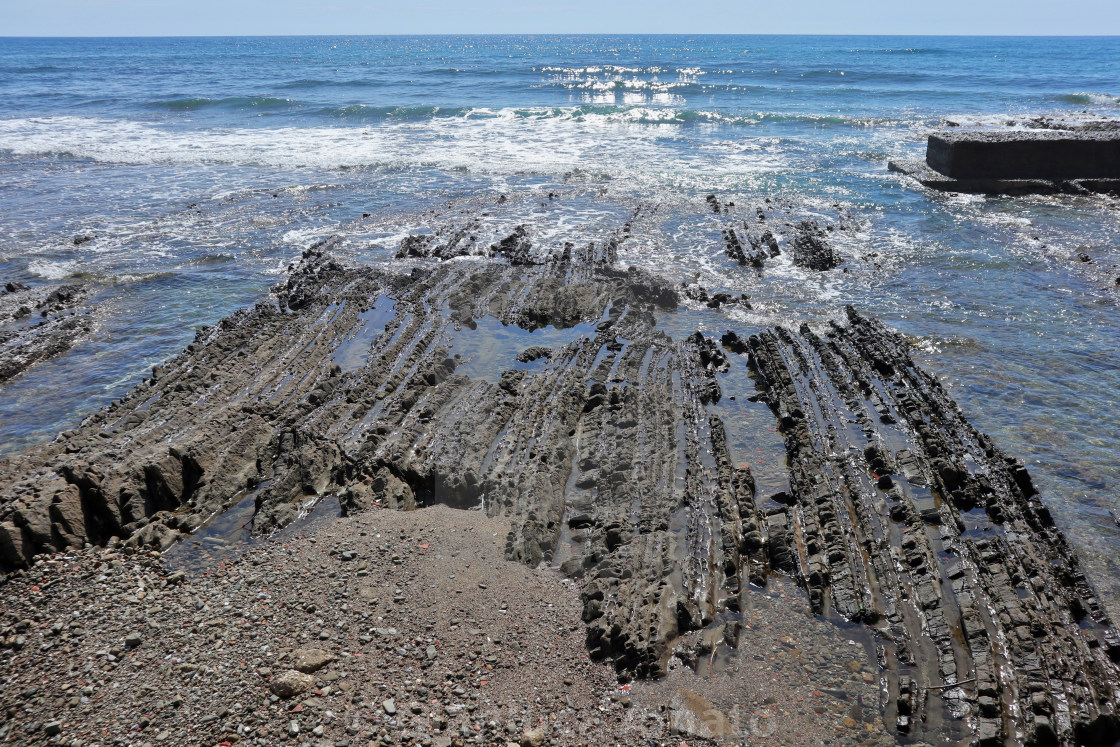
[1,35,1119,607]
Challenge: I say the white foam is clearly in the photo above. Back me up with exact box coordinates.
[281,226,335,247]
[0,113,797,191]
[27,259,77,280]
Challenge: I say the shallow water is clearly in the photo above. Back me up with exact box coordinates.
[161,493,344,573]
[1,34,1119,616]
[333,295,397,372]
[448,315,599,383]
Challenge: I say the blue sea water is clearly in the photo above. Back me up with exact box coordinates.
[1,35,1119,604]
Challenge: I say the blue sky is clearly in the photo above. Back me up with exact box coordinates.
[3,0,1119,36]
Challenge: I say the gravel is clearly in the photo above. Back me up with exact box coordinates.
[0,503,902,746]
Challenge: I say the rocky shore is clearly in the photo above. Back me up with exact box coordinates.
[1,502,899,747]
[1,505,672,746]
[2,198,1119,746]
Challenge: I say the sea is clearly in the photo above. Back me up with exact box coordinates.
[1,34,1119,607]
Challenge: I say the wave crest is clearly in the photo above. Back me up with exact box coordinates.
[1059,93,1120,107]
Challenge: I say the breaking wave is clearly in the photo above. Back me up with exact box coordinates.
[0,110,901,179]
[1059,92,1120,107]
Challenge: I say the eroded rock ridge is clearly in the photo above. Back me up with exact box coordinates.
[1,216,1117,746]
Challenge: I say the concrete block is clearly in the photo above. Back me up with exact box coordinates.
[926,130,1120,180]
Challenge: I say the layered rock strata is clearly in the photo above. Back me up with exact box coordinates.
[706,194,782,270]
[740,310,1120,746]
[0,244,744,686]
[1,232,1118,745]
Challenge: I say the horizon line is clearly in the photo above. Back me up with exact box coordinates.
[4,32,1120,39]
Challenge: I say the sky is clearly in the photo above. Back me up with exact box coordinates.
[2,0,1119,37]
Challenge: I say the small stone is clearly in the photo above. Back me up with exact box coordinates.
[668,691,734,740]
[288,720,300,736]
[270,670,315,699]
[125,632,142,648]
[520,725,546,747]
[383,698,397,715]
[290,648,335,674]
[44,721,62,736]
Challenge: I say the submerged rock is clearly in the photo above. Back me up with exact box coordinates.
[668,690,734,740]
[0,281,92,383]
[790,220,841,271]
[709,196,782,270]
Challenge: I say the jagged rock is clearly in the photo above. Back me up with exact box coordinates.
[0,249,734,682]
[397,234,435,258]
[490,225,533,265]
[745,306,1120,744]
[791,220,841,271]
[708,196,778,269]
[1,212,1117,747]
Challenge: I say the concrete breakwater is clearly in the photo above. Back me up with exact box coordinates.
[889,120,1120,195]
[2,203,1119,746]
